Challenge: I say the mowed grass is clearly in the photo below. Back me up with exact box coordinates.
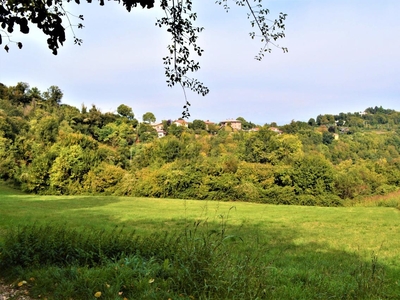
[1,182,400,299]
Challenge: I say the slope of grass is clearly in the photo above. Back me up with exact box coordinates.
[0,186,399,299]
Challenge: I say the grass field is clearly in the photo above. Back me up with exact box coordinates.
[0,182,399,299]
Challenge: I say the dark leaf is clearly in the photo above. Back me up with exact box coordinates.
[0,35,2,45]
[7,24,13,33]
[17,42,23,49]
[4,45,9,52]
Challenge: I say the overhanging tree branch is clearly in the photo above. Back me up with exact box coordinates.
[0,0,287,117]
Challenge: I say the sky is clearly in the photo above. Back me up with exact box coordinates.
[1,0,400,125]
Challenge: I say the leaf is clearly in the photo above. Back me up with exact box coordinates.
[19,18,29,34]
[0,35,2,45]
[7,24,13,33]
[4,45,9,52]
[17,42,23,49]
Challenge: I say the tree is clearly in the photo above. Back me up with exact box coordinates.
[142,112,156,124]
[27,86,44,109]
[168,123,184,138]
[236,117,256,131]
[1,0,287,116]
[43,85,63,106]
[308,118,316,127]
[34,116,60,144]
[138,123,157,142]
[316,114,329,126]
[117,104,134,120]
[191,119,206,131]
[7,82,30,106]
[291,155,335,196]
[322,131,334,145]
[280,120,309,134]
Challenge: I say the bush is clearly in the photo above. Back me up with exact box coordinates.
[375,184,398,195]
[83,163,127,194]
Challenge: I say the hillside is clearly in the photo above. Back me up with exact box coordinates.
[1,82,400,205]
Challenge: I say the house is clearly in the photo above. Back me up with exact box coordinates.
[151,122,164,131]
[220,119,242,131]
[156,129,166,138]
[150,122,166,138]
[173,119,188,127]
[269,127,283,134]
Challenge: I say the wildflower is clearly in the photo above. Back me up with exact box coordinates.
[148,278,155,284]
[94,291,102,298]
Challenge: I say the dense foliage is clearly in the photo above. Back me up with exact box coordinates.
[1,82,400,205]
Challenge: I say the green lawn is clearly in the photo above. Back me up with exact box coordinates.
[1,183,399,299]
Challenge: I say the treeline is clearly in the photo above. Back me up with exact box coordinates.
[1,82,400,206]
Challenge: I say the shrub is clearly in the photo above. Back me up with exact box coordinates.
[83,163,127,194]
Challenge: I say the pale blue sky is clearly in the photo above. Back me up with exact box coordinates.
[1,0,399,125]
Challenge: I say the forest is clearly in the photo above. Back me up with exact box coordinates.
[1,82,400,206]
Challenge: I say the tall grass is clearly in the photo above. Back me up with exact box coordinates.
[0,218,272,299]
[0,220,394,299]
[345,190,400,208]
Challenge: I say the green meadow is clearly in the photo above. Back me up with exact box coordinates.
[0,183,399,299]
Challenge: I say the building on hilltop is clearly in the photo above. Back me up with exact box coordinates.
[151,122,164,131]
[150,122,166,138]
[173,119,189,127]
[220,119,242,131]
[269,127,283,134]
[156,129,166,138]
